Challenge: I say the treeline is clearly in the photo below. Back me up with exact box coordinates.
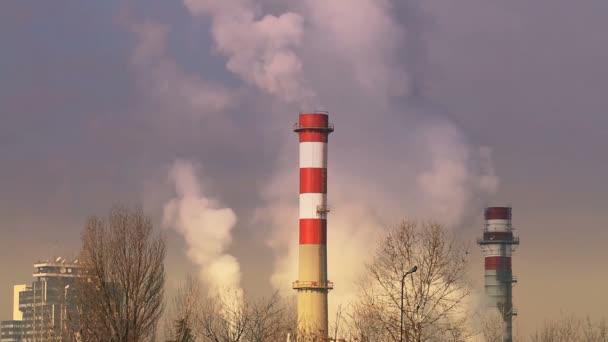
[530,315,607,342]
[57,205,604,342]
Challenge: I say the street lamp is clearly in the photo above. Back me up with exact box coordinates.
[63,285,70,334]
[400,265,418,342]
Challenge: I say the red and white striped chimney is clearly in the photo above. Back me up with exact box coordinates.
[292,112,334,337]
[478,207,519,342]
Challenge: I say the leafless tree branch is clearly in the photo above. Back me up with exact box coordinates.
[352,220,472,342]
[67,205,166,342]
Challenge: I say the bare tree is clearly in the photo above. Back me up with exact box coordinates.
[196,290,249,342]
[353,220,472,342]
[172,319,196,342]
[583,317,608,342]
[530,314,580,342]
[162,274,298,342]
[479,310,504,342]
[164,276,201,342]
[245,293,297,342]
[68,205,166,342]
[530,314,608,342]
[346,302,389,342]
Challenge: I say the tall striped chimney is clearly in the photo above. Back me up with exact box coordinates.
[292,112,334,338]
[478,207,519,342]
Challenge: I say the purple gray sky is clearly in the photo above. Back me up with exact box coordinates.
[1,0,607,337]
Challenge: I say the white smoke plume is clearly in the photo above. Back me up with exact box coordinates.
[301,0,410,98]
[184,0,316,105]
[182,0,499,322]
[163,160,243,301]
[416,120,499,222]
[129,21,236,116]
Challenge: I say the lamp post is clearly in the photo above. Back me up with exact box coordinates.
[400,266,418,342]
[63,285,70,336]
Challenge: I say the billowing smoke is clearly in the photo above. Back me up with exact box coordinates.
[179,0,498,319]
[163,160,243,301]
[301,0,410,98]
[129,22,236,116]
[184,0,316,106]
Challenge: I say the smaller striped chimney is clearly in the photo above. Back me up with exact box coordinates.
[478,207,519,342]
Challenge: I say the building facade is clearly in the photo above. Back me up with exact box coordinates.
[0,259,84,342]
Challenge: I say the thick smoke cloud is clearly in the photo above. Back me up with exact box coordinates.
[179,0,498,317]
[184,0,316,105]
[163,160,243,301]
[301,0,410,98]
[130,22,236,116]
[416,120,499,220]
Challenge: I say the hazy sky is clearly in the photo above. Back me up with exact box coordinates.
[1,0,607,337]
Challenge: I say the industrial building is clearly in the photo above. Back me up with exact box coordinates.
[0,258,84,342]
[478,207,519,342]
[292,112,334,338]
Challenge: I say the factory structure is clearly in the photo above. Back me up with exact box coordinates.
[0,258,84,342]
[478,207,519,342]
[292,112,334,338]
[288,113,523,342]
[0,114,521,342]
[288,112,524,342]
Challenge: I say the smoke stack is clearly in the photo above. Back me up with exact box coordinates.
[292,112,334,337]
[478,207,519,342]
